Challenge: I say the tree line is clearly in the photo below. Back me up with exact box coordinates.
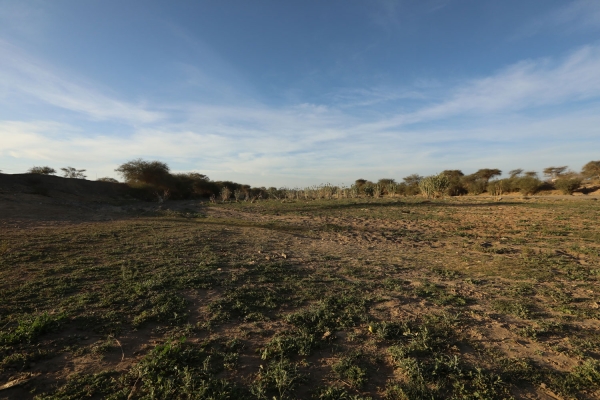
[14,159,600,200]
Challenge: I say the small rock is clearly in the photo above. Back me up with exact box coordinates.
[281,253,287,259]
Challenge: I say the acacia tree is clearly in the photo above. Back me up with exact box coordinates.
[441,170,464,180]
[61,167,86,179]
[581,160,600,180]
[508,169,523,178]
[403,174,423,186]
[474,168,502,182]
[543,166,567,180]
[28,166,56,175]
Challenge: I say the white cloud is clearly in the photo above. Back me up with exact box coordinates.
[327,86,427,108]
[2,100,599,186]
[358,45,600,131]
[1,38,600,185]
[0,40,165,124]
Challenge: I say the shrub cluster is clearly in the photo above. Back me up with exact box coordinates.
[20,159,596,200]
[554,177,583,195]
[114,159,265,201]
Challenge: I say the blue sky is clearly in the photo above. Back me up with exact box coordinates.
[1,0,599,186]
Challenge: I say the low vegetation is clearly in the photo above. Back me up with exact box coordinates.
[0,193,599,399]
[9,159,599,201]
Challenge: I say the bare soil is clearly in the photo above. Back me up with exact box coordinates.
[1,174,599,399]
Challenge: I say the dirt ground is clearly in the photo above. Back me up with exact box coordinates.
[1,175,599,399]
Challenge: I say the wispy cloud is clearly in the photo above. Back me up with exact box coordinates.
[0,2,48,41]
[3,102,599,185]
[516,0,600,37]
[1,37,600,185]
[327,86,427,108]
[0,40,164,124]
[358,45,600,131]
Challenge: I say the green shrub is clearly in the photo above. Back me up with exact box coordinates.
[401,175,422,196]
[581,160,600,180]
[34,371,118,399]
[445,181,466,196]
[332,353,368,388]
[441,170,466,196]
[418,174,450,198]
[461,175,487,195]
[252,359,303,400]
[554,177,582,195]
[487,179,510,196]
[124,339,247,400]
[514,176,543,195]
[395,182,420,196]
[362,183,375,197]
[0,312,66,345]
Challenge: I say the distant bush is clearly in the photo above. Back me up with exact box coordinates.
[115,159,171,187]
[474,168,502,182]
[508,169,523,178]
[401,174,422,196]
[28,166,56,175]
[441,170,466,196]
[362,183,375,197]
[394,182,419,196]
[487,179,510,196]
[61,167,87,179]
[581,160,600,181]
[377,179,397,196]
[461,175,487,195]
[514,176,543,195]
[113,159,260,200]
[172,173,216,198]
[543,166,568,180]
[97,177,119,183]
[554,177,582,195]
[419,174,450,198]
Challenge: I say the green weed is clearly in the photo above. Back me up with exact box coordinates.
[332,352,368,388]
